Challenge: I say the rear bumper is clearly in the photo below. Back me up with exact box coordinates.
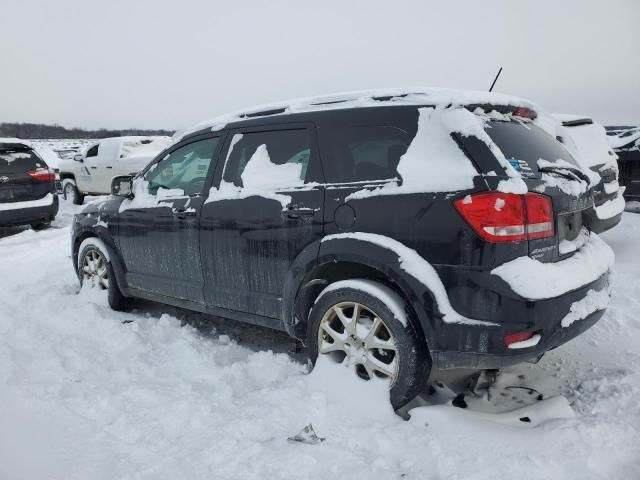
[0,195,58,227]
[428,238,611,370]
[431,273,608,369]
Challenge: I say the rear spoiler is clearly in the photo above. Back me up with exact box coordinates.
[560,118,593,127]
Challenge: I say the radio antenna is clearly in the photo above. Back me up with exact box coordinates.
[489,67,503,92]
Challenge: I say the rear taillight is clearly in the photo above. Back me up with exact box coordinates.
[27,168,56,182]
[511,107,537,120]
[454,191,554,242]
[503,330,534,348]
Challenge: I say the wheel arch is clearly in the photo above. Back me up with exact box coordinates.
[72,228,128,292]
[60,173,76,182]
[283,236,439,348]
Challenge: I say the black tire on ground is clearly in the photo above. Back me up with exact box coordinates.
[63,180,84,205]
[307,281,431,410]
[31,221,51,231]
[78,240,132,311]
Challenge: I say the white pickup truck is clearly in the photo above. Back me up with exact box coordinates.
[59,136,170,204]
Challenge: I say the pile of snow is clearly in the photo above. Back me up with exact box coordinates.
[119,136,171,159]
[492,234,614,300]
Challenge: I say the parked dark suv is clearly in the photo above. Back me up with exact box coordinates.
[71,90,612,408]
[0,139,59,229]
[606,126,640,201]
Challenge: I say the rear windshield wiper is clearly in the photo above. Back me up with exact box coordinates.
[538,164,592,184]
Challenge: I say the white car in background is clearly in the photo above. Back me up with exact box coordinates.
[59,136,170,204]
[552,114,625,233]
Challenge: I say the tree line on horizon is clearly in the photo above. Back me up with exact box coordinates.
[0,122,174,140]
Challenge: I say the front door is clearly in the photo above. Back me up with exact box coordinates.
[116,135,221,303]
[199,126,324,321]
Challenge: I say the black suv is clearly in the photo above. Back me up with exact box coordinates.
[0,139,59,229]
[72,90,612,408]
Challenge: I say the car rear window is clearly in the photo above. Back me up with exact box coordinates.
[484,121,577,178]
[0,149,47,173]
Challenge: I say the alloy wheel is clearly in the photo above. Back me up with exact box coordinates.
[317,301,398,384]
[81,248,109,289]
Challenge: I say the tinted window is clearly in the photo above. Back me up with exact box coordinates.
[86,145,99,158]
[0,149,47,173]
[222,129,312,187]
[323,126,411,183]
[484,121,577,178]
[144,137,219,195]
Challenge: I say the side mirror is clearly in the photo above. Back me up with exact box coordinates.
[111,175,134,197]
[73,153,84,162]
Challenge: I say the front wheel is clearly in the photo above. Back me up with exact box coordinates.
[307,279,430,409]
[78,238,132,311]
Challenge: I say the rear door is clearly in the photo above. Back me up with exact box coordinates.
[0,147,52,204]
[199,124,324,320]
[116,135,222,302]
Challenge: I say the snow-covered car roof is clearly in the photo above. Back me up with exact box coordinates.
[175,87,540,143]
[0,137,32,148]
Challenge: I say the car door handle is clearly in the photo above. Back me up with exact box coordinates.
[283,206,315,219]
[106,166,113,169]
[90,166,97,169]
[174,208,196,219]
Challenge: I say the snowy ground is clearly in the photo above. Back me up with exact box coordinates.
[1,198,639,480]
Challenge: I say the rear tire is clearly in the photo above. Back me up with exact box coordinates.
[307,279,430,409]
[63,179,84,205]
[78,238,132,311]
[31,221,51,231]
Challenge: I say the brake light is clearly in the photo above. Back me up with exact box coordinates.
[503,330,534,348]
[454,192,554,242]
[512,107,536,120]
[27,168,56,182]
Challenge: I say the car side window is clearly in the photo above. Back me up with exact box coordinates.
[144,137,219,196]
[323,126,411,183]
[86,145,99,158]
[222,129,312,189]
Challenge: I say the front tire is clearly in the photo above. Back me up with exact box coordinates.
[78,238,132,311]
[63,179,84,205]
[307,279,430,409]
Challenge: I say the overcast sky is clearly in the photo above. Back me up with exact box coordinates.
[1,0,639,130]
